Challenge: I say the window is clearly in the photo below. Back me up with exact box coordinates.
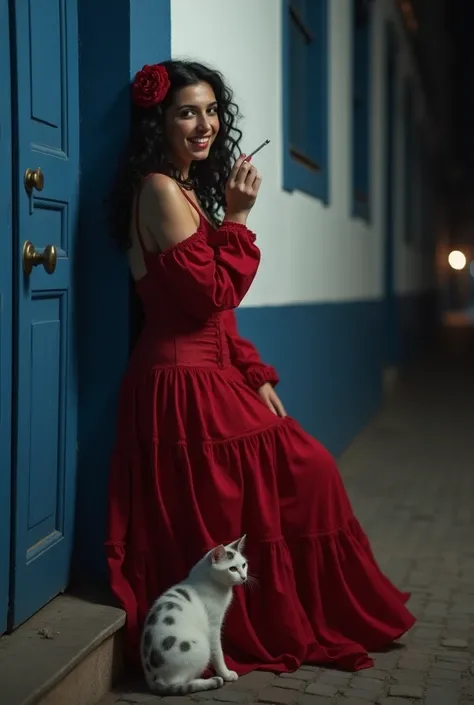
[282,0,329,202]
[403,79,414,243]
[351,0,372,220]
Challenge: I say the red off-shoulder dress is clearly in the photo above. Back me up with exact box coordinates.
[105,187,415,674]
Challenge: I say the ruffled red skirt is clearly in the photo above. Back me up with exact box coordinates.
[106,364,415,673]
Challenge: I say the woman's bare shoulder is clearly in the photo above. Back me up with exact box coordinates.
[140,174,198,250]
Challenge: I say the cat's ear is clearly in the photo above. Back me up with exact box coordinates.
[210,545,227,564]
[229,535,246,554]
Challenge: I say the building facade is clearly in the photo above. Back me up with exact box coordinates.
[0,0,445,638]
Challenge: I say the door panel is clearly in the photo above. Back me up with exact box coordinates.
[0,0,13,635]
[10,0,79,627]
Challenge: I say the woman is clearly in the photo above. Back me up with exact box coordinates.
[106,59,415,675]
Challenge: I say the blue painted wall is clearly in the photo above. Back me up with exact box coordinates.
[236,292,437,458]
[236,301,383,456]
[73,0,171,583]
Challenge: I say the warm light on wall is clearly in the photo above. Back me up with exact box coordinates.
[448,250,467,271]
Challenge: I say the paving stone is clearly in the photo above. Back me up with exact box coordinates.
[425,684,463,702]
[441,638,469,649]
[350,677,384,692]
[356,669,388,681]
[257,687,297,704]
[446,618,470,630]
[279,671,315,682]
[304,682,338,697]
[371,655,399,671]
[434,659,468,672]
[403,645,436,657]
[296,697,332,705]
[436,647,471,663]
[342,694,380,703]
[392,669,424,685]
[211,691,254,703]
[413,627,443,639]
[389,684,424,698]
[274,679,305,691]
[238,674,277,689]
[424,696,455,705]
[428,667,463,680]
[297,665,320,674]
[317,672,352,686]
[320,667,352,678]
[397,658,431,672]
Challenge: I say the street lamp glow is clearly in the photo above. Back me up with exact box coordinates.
[448,250,467,271]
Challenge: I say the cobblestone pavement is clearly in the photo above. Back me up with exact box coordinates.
[100,327,474,705]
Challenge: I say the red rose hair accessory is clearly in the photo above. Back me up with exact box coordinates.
[132,63,170,108]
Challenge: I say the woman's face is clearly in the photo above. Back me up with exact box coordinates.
[164,82,220,171]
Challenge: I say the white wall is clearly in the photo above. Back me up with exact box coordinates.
[171,0,435,307]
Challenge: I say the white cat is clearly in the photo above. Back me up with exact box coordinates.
[140,536,248,695]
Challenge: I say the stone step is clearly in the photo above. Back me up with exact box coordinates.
[0,589,125,705]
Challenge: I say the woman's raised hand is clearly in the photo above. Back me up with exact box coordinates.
[225,155,262,224]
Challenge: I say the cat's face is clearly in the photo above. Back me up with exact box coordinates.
[209,536,248,587]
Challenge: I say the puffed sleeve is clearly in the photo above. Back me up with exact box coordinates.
[157,222,260,320]
[224,309,280,390]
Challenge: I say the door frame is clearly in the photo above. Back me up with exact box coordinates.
[0,0,13,635]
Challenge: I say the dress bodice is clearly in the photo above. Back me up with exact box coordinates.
[127,179,279,391]
[132,198,253,370]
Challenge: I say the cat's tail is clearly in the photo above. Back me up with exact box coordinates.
[151,676,224,695]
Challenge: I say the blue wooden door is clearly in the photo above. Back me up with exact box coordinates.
[0,0,13,635]
[9,0,80,628]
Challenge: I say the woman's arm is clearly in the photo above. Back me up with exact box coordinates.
[224,310,279,390]
[139,175,261,320]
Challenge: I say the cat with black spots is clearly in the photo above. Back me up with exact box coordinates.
[140,536,248,695]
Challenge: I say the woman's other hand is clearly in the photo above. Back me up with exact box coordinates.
[225,155,262,224]
[257,382,287,417]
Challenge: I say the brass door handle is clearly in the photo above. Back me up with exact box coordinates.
[22,241,57,275]
[24,167,44,193]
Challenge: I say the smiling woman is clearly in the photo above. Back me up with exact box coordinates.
[108,60,243,249]
[105,58,415,687]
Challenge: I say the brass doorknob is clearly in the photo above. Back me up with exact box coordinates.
[24,167,44,193]
[22,241,57,275]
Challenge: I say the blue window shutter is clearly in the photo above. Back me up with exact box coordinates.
[282,0,329,203]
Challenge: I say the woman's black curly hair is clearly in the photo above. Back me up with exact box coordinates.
[108,60,243,251]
